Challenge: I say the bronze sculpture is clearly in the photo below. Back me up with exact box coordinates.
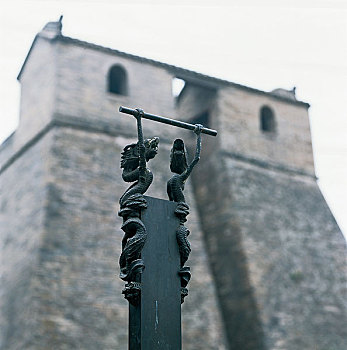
[117,106,217,348]
[167,125,202,301]
[118,109,159,303]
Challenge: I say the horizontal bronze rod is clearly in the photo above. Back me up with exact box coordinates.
[119,106,217,137]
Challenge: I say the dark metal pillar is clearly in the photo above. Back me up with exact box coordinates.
[129,196,181,350]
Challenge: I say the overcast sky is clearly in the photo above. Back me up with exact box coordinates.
[0,0,346,236]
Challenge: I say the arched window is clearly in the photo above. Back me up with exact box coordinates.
[260,106,276,133]
[108,65,127,95]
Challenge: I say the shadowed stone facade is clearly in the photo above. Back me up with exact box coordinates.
[0,21,346,349]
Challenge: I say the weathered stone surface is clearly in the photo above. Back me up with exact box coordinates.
[0,123,226,349]
[0,132,52,349]
[1,23,346,350]
[179,84,346,349]
[218,87,315,176]
[190,143,346,349]
[223,159,346,350]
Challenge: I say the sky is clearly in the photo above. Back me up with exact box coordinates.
[0,0,346,236]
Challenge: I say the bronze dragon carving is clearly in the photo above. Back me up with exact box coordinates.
[118,109,159,304]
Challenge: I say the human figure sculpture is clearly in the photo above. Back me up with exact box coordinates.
[167,124,203,302]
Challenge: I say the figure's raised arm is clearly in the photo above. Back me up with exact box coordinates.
[181,124,203,182]
[134,109,146,172]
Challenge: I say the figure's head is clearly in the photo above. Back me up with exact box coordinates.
[121,143,138,169]
[144,137,159,161]
[170,139,188,174]
[120,137,159,169]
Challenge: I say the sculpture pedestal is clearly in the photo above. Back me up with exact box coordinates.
[129,196,181,350]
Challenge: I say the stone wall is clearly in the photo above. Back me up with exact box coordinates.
[218,87,315,176]
[223,157,346,350]
[16,36,56,152]
[1,25,346,350]
[179,83,346,350]
[0,132,52,349]
[54,39,180,143]
[27,126,226,349]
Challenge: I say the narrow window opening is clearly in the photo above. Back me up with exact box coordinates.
[108,65,127,95]
[260,106,276,133]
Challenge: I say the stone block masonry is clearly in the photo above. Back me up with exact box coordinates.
[1,124,227,349]
[1,20,346,349]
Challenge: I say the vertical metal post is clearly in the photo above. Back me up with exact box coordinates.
[128,196,181,349]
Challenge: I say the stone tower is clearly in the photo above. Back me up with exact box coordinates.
[0,21,346,350]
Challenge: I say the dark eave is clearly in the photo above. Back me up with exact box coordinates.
[18,34,310,108]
